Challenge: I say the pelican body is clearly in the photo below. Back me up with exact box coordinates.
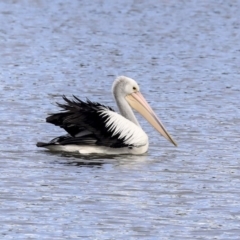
[37,76,177,155]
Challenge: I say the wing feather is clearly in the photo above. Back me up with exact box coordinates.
[46,95,147,148]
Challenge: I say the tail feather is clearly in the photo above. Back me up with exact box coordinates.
[36,142,52,147]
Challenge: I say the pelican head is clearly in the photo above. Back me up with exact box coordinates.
[112,76,177,146]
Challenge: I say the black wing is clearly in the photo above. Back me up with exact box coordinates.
[36,134,97,147]
[46,95,131,148]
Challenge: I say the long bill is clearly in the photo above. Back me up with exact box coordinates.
[125,92,177,146]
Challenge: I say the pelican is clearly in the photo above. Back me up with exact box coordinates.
[37,76,177,154]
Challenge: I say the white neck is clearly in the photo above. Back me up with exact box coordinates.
[114,94,140,127]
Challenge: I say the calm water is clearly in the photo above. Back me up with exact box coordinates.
[0,0,240,239]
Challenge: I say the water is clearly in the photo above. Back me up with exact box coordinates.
[0,0,240,239]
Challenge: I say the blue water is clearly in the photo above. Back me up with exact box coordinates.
[0,0,240,239]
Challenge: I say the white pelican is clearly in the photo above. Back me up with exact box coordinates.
[37,76,177,154]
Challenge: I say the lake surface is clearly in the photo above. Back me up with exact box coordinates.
[0,0,240,239]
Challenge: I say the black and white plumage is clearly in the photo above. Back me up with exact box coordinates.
[37,76,177,155]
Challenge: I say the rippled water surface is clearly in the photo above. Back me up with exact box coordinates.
[1,0,240,239]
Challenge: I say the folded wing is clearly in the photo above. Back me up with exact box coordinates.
[45,95,141,148]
